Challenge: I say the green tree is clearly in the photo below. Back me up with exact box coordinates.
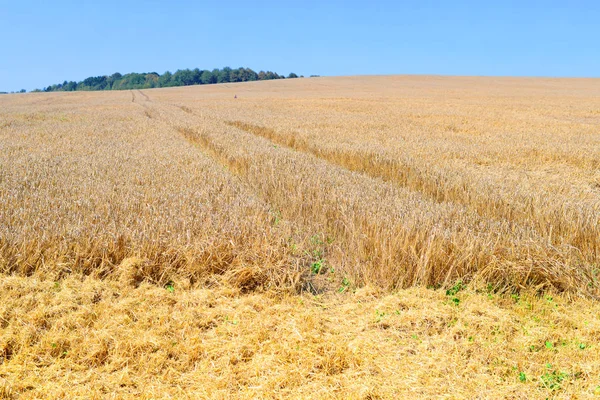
[39,66,292,91]
[229,68,241,82]
[200,70,215,84]
[158,71,173,87]
[218,67,232,83]
[172,69,196,86]
[245,68,258,81]
[191,68,202,85]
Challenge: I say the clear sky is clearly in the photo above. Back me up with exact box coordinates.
[1,0,598,92]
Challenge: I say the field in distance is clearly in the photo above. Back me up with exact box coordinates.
[1,76,600,398]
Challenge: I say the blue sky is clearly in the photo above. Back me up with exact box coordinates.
[0,0,598,92]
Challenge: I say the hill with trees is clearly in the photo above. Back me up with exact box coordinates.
[35,67,300,92]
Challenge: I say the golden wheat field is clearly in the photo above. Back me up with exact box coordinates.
[1,75,600,399]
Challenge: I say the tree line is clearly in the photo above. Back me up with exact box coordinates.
[35,67,301,92]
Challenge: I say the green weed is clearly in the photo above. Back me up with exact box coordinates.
[519,371,527,382]
[540,364,569,391]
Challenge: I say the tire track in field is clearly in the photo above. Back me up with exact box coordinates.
[142,101,433,288]
[125,99,321,289]
[225,120,600,258]
[146,101,590,259]
[137,90,151,102]
[170,108,584,291]
[225,120,525,227]
[177,126,250,178]
[130,90,156,119]
[158,101,542,246]
[130,98,247,180]
[133,97,597,293]
[223,121,471,207]
[128,98,290,234]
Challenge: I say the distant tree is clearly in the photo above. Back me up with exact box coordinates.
[200,70,215,84]
[106,73,122,90]
[245,68,258,81]
[115,73,145,89]
[288,73,298,78]
[145,73,159,88]
[39,66,291,91]
[191,68,202,85]
[173,69,197,86]
[229,68,241,82]
[19,89,26,93]
[63,81,77,91]
[81,76,108,90]
[158,71,173,87]
[218,67,232,83]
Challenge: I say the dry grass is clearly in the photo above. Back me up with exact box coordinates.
[2,275,600,398]
[1,76,600,398]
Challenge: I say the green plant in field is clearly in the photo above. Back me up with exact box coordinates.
[271,209,282,226]
[311,259,325,274]
[540,364,569,391]
[338,277,350,293]
[528,344,538,352]
[306,234,328,274]
[519,371,527,382]
[165,282,175,293]
[305,234,327,275]
[446,280,463,306]
[446,281,464,296]
[310,234,324,246]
